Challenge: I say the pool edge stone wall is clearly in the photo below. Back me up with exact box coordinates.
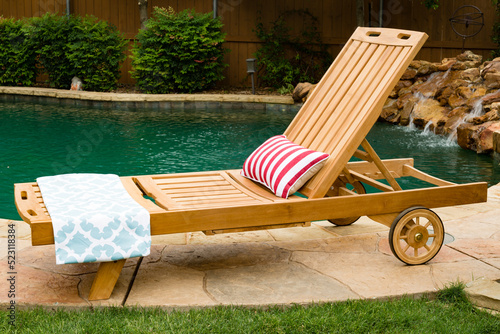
[0,86,301,113]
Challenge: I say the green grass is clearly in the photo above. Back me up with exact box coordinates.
[1,283,499,333]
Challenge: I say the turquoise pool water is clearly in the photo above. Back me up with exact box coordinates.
[1,101,499,220]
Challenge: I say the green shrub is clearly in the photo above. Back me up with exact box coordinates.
[254,10,333,91]
[30,13,127,91]
[29,13,75,89]
[131,7,228,93]
[0,17,37,86]
[66,16,127,91]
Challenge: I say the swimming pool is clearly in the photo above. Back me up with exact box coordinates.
[1,101,499,220]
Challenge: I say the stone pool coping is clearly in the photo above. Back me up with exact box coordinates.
[0,86,299,112]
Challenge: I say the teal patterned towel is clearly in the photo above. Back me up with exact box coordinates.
[37,173,151,265]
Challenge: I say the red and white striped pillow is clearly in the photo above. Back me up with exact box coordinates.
[241,135,329,198]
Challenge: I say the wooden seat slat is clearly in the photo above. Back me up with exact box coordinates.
[134,176,181,210]
[165,185,237,194]
[225,170,288,202]
[180,199,261,209]
[159,180,231,190]
[170,189,242,198]
[218,171,276,202]
[154,175,226,185]
[174,193,253,203]
[149,171,223,179]
[138,170,274,210]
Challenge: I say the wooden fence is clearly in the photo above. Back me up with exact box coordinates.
[1,0,497,87]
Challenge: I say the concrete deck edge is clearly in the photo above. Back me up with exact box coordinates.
[0,86,295,105]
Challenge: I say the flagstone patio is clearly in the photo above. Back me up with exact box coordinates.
[1,183,499,311]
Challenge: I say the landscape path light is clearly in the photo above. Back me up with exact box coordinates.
[246,58,256,95]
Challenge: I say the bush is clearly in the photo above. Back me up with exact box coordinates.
[131,7,228,93]
[30,13,127,91]
[66,16,128,91]
[29,13,75,88]
[0,17,37,86]
[254,10,333,90]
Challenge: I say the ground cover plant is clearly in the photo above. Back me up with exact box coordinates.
[1,283,498,333]
[131,7,228,94]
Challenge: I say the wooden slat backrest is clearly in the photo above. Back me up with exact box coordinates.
[284,27,428,199]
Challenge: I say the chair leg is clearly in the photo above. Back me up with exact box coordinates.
[88,259,126,301]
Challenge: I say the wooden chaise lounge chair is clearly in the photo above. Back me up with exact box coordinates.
[14,27,488,301]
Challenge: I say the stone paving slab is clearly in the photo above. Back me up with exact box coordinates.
[292,251,438,299]
[204,262,358,305]
[126,261,217,308]
[0,183,499,310]
[443,209,500,240]
[465,277,500,312]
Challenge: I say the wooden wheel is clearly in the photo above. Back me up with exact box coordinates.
[327,180,366,226]
[389,207,444,265]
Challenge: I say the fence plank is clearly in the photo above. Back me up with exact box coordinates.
[109,0,118,29]
[23,0,31,18]
[3,0,10,18]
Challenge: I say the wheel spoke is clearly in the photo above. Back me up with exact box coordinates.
[414,247,418,257]
[424,221,431,228]
[428,234,436,238]
[424,244,430,251]
[403,244,410,253]
[416,217,420,226]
